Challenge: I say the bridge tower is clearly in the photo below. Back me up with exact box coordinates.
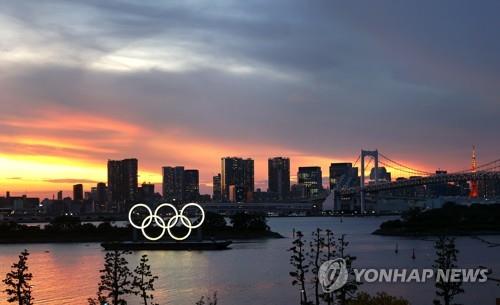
[470,145,478,198]
[360,149,379,214]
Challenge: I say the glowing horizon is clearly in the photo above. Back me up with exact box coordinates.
[0,109,446,199]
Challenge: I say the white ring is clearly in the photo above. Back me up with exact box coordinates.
[167,215,192,241]
[154,203,179,229]
[180,203,205,229]
[141,215,166,241]
[128,203,152,229]
[128,202,205,241]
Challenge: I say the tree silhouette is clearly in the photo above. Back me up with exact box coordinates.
[321,229,335,305]
[230,212,269,232]
[89,250,132,305]
[308,228,324,305]
[433,236,464,305]
[3,249,34,305]
[195,292,217,305]
[333,234,359,305]
[132,255,159,305]
[289,230,311,305]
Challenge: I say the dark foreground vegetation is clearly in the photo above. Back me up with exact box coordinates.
[0,212,282,243]
[288,229,476,305]
[288,228,411,305]
[374,203,500,236]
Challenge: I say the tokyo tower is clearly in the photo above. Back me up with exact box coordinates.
[470,145,478,198]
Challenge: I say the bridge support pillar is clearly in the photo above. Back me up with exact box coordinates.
[360,149,379,214]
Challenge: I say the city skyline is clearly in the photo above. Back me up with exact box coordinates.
[1,1,500,198]
[0,150,482,199]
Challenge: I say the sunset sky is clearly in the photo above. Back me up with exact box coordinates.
[1,1,499,198]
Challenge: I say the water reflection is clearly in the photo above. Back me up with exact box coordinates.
[0,217,498,305]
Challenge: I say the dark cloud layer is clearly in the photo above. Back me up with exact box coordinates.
[1,0,499,171]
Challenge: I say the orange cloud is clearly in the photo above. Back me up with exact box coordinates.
[0,105,436,198]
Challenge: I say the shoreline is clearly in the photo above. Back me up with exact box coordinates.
[373,229,500,236]
[0,231,284,244]
[0,214,400,224]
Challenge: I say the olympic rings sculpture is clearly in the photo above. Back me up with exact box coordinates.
[128,202,205,241]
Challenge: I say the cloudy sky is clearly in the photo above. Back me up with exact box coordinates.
[1,0,499,197]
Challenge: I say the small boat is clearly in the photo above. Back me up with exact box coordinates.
[101,240,232,251]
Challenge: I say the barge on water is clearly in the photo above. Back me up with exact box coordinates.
[101,240,232,251]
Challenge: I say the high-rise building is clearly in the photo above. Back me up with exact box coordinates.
[184,169,199,202]
[57,190,63,201]
[173,166,185,201]
[369,167,391,182]
[162,166,174,199]
[107,158,138,203]
[297,166,323,198]
[139,182,155,199]
[162,166,184,202]
[478,178,500,198]
[162,166,199,202]
[329,163,359,190]
[95,182,108,210]
[221,157,254,202]
[268,157,290,200]
[213,174,221,202]
[228,185,245,203]
[73,184,83,201]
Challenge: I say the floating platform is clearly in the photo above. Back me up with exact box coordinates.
[101,240,232,251]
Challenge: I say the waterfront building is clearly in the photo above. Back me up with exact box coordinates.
[162,166,200,202]
[213,173,222,202]
[221,157,254,202]
[184,169,200,202]
[268,157,290,201]
[297,166,323,198]
[107,158,138,203]
[369,167,391,182]
[329,162,359,189]
[73,184,83,201]
[139,182,155,201]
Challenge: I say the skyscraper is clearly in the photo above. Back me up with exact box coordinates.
[162,166,174,199]
[107,158,138,203]
[95,182,108,210]
[297,166,323,198]
[213,173,221,202]
[73,184,83,201]
[369,167,391,182]
[221,157,254,202]
[162,166,199,202]
[329,163,359,190]
[268,157,290,200]
[162,166,184,202]
[184,169,200,202]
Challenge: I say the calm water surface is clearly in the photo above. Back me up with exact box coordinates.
[0,217,499,305]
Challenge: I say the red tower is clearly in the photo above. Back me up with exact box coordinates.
[469,145,479,198]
